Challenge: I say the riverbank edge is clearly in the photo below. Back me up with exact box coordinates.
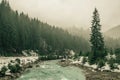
[0,59,40,80]
[58,60,120,80]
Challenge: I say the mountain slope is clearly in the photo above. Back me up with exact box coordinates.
[105,25,120,39]
[64,27,90,40]
[0,0,90,56]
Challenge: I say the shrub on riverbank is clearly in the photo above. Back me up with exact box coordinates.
[72,54,120,72]
[8,63,22,73]
[98,60,105,68]
[0,66,8,77]
[15,58,21,64]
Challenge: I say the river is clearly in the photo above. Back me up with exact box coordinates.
[17,60,85,80]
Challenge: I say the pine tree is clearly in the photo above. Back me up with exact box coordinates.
[0,0,90,56]
[89,8,105,64]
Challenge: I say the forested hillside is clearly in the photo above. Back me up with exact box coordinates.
[63,26,120,51]
[64,27,90,40]
[0,0,90,56]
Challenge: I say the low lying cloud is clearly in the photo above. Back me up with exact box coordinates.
[1,0,120,31]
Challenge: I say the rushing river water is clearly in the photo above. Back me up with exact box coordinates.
[17,60,85,80]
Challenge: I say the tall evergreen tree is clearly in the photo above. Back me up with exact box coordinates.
[89,8,105,64]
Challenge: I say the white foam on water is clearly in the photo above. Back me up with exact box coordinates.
[40,65,46,68]
[20,75,24,78]
[29,78,37,80]
[17,60,85,80]
[61,77,68,80]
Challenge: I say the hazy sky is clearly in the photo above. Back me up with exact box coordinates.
[1,0,120,31]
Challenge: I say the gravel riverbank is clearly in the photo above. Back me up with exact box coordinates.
[0,57,39,80]
[74,64,120,80]
[58,60,120,80]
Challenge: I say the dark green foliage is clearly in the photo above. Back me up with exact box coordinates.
[82,52,89,57]
[116,54,120,64]
[15,64,22,72]
[10,60,14,63]
[98,60,105,68]
[8,63,21,73]
[73,53,79,59]
[108,58,116,69]
[110,48,114,55]
[0,66,7,77]
[88,52,95,65]
[89,8,106,64]
[79,51,82,56]
[0,0,90,56]
[78,51,89,57]
[115,48,120,64]
[47,55,57,60]
[115,48,120,55]
[39,56,47,60]
[15,58,21,64]
[8,64,17,73]
[109,63,116,70]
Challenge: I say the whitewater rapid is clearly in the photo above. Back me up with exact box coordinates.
[17,60,85,80]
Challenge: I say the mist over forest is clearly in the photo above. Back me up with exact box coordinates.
[0,0,120,80]
[0,0,120,56]
[0,0,91,56]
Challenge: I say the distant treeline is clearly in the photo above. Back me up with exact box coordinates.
[0,0,90,56]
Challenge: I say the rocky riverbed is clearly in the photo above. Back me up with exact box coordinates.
[0,57,39,80]
[76,64,120,80]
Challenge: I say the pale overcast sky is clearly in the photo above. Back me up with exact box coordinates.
[1,0,120,31]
